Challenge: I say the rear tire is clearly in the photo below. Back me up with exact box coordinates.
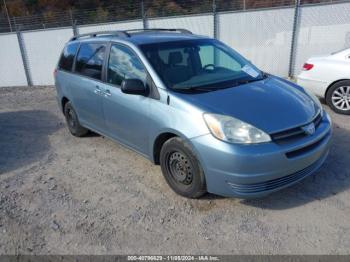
[160,137,207,198]
[64,101,89,137]
[326,80,350,115]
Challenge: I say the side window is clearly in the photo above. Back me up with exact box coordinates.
[58,42,79,72]
[75,43,106,80]
[107,44,147,86]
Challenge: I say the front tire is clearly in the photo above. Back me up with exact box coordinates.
[160,137,207,198]
[64,101,89,137]
[326,80,350,115]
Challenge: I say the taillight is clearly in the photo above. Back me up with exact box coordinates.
[53,69,57,78]
[302,63,314,71]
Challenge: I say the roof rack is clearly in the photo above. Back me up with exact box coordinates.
[69,30,128,41]
[124,28,192,34]
[69,28,192,41]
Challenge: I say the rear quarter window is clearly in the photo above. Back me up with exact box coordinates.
[58,42,79,72]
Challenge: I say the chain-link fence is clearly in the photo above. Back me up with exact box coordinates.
[0,0,349,87]
[0,0,345,33]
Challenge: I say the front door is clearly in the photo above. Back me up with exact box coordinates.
[102,43,151,155]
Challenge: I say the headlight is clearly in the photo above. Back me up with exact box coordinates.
[203,113,271,144]
[304,88,323,116]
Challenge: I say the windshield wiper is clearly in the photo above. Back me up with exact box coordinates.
[173,72,269,92]
[235,72,269,85]
[175,86,220,92]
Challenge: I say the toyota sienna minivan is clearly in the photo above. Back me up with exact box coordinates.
[54,28,332,198]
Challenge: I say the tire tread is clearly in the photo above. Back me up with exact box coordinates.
[64,101,89,137]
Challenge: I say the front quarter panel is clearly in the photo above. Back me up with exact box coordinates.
[148,88,210,161]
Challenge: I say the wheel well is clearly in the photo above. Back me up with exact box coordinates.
[61,97,69,113]
[153,133,178,165]
[325,79,350,98]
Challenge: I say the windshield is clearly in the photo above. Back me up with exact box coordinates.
[140,39,264,91]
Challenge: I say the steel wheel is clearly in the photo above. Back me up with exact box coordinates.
[66,107,77,129]
[331,86,350,111]
[167,151,193,186]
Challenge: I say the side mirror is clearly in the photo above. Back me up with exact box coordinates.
[121,79,147,96]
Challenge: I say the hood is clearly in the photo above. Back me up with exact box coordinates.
[174,76,319,134]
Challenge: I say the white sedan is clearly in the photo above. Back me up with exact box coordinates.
[297,48,350,114]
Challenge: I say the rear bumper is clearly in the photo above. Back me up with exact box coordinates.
[190,112,332,198]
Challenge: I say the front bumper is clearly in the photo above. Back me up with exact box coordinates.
[190,112,332,198]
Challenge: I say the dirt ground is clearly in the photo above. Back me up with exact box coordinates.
[0,85,350,255]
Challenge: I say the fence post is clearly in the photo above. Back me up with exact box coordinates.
[213,0,218,39]
[3,0,12,32]
[13,16,17,31]
[141,0,148,29]
[16,29,32,86]
[72,20,78,36]
[288,0,301,78]
[70,9,78,36]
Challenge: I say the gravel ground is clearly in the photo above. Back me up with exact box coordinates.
[0,85,350,255]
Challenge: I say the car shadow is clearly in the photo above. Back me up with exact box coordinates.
[0,110,61,175]
[83,131,101,137]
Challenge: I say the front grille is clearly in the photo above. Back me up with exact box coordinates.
[270,112,323,143]
[228,153,327,194]
[285,131,330,159]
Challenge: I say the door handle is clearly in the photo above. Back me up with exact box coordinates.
[104,89,111,97]
[94,86,102,95]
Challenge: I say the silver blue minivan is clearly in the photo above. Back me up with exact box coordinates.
[55,29,332,198]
